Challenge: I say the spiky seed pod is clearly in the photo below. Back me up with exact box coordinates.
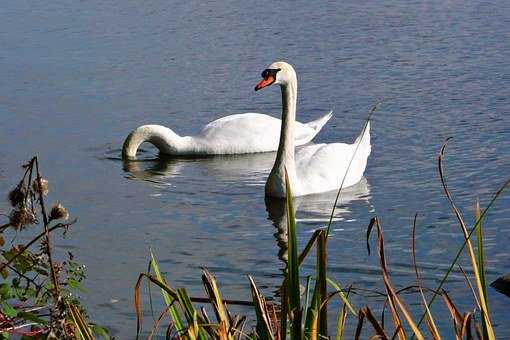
[49,202,69,221]
[9,208,37,230]
[32,177,49,196]
[8,185,25,207]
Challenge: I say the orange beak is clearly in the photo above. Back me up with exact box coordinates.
[254,75,275,91]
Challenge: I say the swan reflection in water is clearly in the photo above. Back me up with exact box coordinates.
[265,178,371,264]
[121,151,280,186]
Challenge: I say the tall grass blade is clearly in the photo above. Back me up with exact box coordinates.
[201,270,230,328]
[248,275,275,340]
[298,230,321,265]
[147,305,172,340]
[411,214,441,340]
[176,288,208,340]
[436,141,494,340]
[367,217,424,340]
[134,273,145,338]
[303,233,329,338]
[458,265,480,309]
[334,286,350,340]
[461,312,474,340]
[326,278,357,316]
[291,308,303,340]
[150,250,185,335]
[441,290,463,339]
[307,309,319,340]
[360,306,389,339]
[475,200,489,339]
[317,230,328,337]
[303,276,312,327]
[303,231,329,339]
[304,281,319,338]
[354,310,364,340]
[284,169,301,314]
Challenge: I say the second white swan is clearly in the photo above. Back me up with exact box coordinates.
[255,61,371,197]
[122,111,332,158]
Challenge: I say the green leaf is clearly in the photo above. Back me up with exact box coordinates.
[68,278,86,292]
[2,303,17,318]
[91,324,110,339]
[0,283,12,299]
[17,311,47,325]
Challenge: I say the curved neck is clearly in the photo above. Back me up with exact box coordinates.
[122,125,185,158]
[270,78,299,190]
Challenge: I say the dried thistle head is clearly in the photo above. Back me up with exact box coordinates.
[9,208,37,230]
[32,177,49,196]
[8,185,26,207]
[49,202,69,221]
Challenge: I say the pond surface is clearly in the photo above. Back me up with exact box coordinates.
[1,0,510,337]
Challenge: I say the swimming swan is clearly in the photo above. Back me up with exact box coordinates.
[122,111,332,158]
[255,61,371,197]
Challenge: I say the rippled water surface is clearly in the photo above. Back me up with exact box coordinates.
[1,0,510,337]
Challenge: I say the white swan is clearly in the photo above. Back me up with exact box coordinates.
[255,61,371,197]
[122,111,333,158]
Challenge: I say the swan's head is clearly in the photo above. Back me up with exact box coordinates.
[255,61,297,91]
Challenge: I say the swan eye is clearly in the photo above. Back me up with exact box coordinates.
[261,68,281,79]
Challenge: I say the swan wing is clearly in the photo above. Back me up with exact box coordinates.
[198,113,283,153]
[197,112,331,153]
[295,122,371,195]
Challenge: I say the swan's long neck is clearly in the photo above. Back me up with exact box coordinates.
[122,125,187,158]
[267,78,299,195]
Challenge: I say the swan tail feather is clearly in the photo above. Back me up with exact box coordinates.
[298,110,333,145]
[305,110,333,132]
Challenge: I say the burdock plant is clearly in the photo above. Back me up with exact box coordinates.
[0,157,108,339]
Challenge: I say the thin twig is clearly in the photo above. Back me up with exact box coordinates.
[0,223,68,273]
[34,157,60,297]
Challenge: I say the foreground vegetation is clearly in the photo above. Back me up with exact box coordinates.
[134,140,508,339]
[0,157,108,339]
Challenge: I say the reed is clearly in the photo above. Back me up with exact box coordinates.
[134,139,507,339]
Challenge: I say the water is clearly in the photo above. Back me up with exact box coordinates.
[1,0,509,337]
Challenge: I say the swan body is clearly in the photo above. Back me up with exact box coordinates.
[255,61,371,197]
[122,111,332,158]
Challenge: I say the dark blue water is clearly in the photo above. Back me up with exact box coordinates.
[1,0,509,337]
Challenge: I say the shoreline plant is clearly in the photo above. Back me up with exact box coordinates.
[0,156,108,339]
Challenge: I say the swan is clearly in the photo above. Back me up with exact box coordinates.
[255,61,371,197]
[122,110,333,158]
